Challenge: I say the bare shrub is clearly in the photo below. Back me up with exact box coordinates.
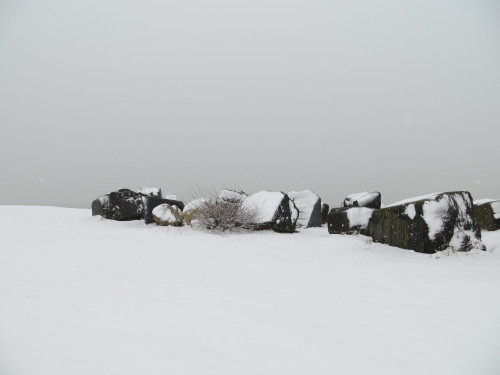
[186,185,257,232]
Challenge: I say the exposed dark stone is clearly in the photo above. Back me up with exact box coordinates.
[342,191,381,209]
[327,207,373,235]
[367,191,485,254]
[91,195,109,216]
[242,191,298,233]
[288,190,322,228]
[321,203,329,224]
[97,189,145,221]
[143,196,185,224]
[473,200,500,231]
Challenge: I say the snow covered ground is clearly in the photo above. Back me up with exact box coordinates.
[1,206,500,375]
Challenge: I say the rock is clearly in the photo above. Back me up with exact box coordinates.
[143,196,185,224]
[288,190,322,228]
[99,189,145,221]
[137,187,162,198]
[473,199,500,231]
[152,204,183,226]
[218,189,248,203]
[182,198,209,225]
[342,191,381,209]
[367,191,485,253]
[321,203,329,224]
[242,191,298,233]
[91,195,109,216]
[328,207,374,235]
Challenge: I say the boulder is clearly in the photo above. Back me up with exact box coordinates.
[342,191,381,209]
[218,189,248,203]
[99,189,145,221]
[182,198,209,225]
[242,191,298,233]
[143,196,185,224]
[288,190,322,228]
[367,192,485,254]
[328,207,373,235]
[137,187,162,198]
[91,195,109,216]
[152,204,183,226]
[473,199,500,231]
[321,203,329,224]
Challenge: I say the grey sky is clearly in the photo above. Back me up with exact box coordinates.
[1,0,499,208]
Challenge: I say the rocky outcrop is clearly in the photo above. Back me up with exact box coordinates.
[218,189,248,203]
[473,199,500,231]
[367,192,485,253]
[242,191,298,233]
[137,187,162,198]
[288,190,322,228]
[342,192,381,209]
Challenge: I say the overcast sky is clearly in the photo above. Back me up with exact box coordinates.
[1,0,499,208]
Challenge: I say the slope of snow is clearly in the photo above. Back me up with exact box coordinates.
[1,206,500,375]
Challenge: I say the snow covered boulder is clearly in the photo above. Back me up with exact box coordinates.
[218,189,248,203]
[152,204,183,226]
[143,196,185,224]
[321,203,329,224]
[137,187,162,198]
[327,207,373,235]
[342,191,381,209]
[182,198,209,225]
[367,192,485,254]
[473,199,500,231]
[288,190,322,228]
[242,191,298,233]
[98,189,145,221]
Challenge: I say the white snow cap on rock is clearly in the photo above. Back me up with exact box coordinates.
[242,191,284,223]
[138,187,162,197]
[184,198,209,212]
[218,190,247,203]
[288,190,321,228]
[346,207,373,229]
[342,191,380,208]
[152,204,183,224]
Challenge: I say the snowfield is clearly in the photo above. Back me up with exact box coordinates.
[1,206,500,375]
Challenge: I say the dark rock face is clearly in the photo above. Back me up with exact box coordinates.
[91,195,109,216]
[288,190,322,228]
[242,191,298,233]
[143,196,185,224]
[327,207,373,235]
[473,200,500,231]
[321,203,329,224]
[342,191,381,209]
[98,189,145,221]
[367,191,485,254]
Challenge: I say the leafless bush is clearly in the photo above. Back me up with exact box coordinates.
[186,185,257,232]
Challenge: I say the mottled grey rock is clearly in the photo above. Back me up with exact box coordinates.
[328,207,374,235]
[367,191,484,254]
[143,196,185,224]
[152,203,184,226]
[100,189,145,221]
[473,199,500,231]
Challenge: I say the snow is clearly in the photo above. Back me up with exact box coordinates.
[218,189,247,203]
[346,207,373,228]
[184,197,209,212]
[387,192,441,207]
[494,213,500,219]
[342,191,379,207]
[164,194,177,200]
[137,187,161,196]
[474,198,498,205]
[98,195,109,205]
[422,198,449,240]
[405,204,416,219]
[242,191,284,223]
[2,206,500,375]
[152,203,181,223]
[288,190,319,228]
